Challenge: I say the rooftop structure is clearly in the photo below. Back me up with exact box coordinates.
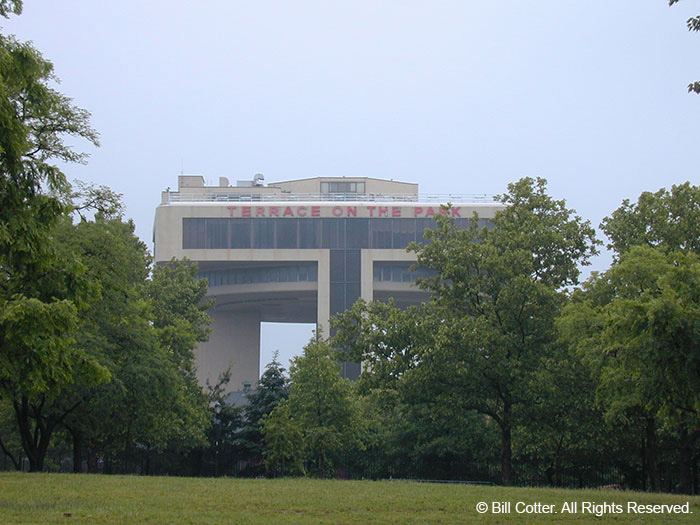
[161,174,493,203]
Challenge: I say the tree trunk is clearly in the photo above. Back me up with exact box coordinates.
[13,395,54,473]
[87,448,98,473]
[678,422,694,494]
[500,403,513,486]
[71,430,83,473]
[644,417,661,492]
[103,453,113,474]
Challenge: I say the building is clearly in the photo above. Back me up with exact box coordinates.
[153,174,504,392]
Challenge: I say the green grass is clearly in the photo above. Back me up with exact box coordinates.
[0,472,698,524]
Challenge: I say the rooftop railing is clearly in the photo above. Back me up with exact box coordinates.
[164,192,497,203]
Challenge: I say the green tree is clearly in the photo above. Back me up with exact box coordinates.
[670,1,700,93]
[559,245,700,493]
[261,401,305,476]
[600,182,700,256]
[332,299,431,396]
[516,344,610,487]
[408,177,598,485]
[0,4,101,471]
[264,335,360,477]
[332,299,501,480]
[197,370,244,477]
[239,354,289,462]
[93,258,211,468]
[0,1,21,18]
[594,182,700,491]
[45,218,210,473]
[148,259,212,381]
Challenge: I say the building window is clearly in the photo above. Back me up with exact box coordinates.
[321,181,365,194]
[370,219,392,249]
[230,220,251,248]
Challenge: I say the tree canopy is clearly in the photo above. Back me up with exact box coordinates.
[405,177,597,485]
[670,0,700,93]
[0,5,103,471]
[559,245,700,493]
[600,182,700,256]
[263,335,360,477]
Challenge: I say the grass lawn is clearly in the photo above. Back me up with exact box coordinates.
[0,472,698,524]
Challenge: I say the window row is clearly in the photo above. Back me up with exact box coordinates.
[183,217,489,250]
[373,262,436,283]
[198,264,318,287]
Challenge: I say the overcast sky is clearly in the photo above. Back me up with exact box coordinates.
[5,1,700,372]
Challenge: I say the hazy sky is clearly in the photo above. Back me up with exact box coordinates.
[5,1,700,372]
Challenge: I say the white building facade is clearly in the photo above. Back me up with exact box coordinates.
[154,175,503,392]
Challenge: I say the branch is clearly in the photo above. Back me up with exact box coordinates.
[0,432,20,470]
[53,399,83,426]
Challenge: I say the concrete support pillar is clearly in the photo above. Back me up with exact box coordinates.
[316,250,331,336]
[360,249,374,303]
[195,309,261,392]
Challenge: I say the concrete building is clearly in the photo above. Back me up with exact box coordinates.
[153,174,504,392]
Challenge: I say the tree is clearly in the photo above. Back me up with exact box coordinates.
[332,299,432,396]
[559,245,700,493]
[600,182,700,256]
[264,334,360,477]
[144,259,212,458]
[516,343,612,487]
[594,182,700,491]
[196,370,244,477]
[0,23,99,252]
[0,5,101,471]
[35,217,211,473]
[0,1,21,18]
[239,354,289,463]
[669,1,700,93]
[260,401,305,476]
[406,177,599,485]
[332,299,501,481]
[80,255,211,469]
[147,259,212,381]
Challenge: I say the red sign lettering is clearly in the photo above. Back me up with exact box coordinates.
[220,204,461,218]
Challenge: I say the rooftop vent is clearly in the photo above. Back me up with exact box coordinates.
[237,173,265,188]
